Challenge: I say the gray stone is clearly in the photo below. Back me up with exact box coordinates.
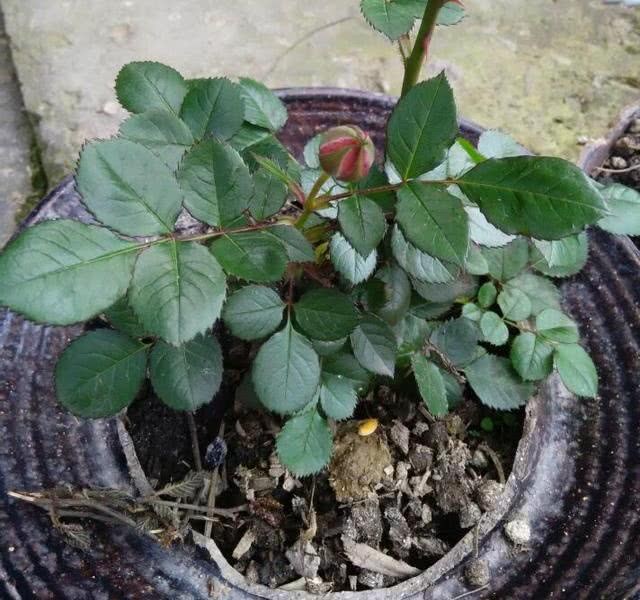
[0,10,36,246]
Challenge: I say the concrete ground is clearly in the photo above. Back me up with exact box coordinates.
[1,0,639,242]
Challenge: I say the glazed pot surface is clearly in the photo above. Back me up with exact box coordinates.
[1,89,639,599]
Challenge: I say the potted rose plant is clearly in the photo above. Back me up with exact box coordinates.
[2,0,640,597]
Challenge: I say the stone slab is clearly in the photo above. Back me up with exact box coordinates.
[2,0,640,187]
[0,9,36,247]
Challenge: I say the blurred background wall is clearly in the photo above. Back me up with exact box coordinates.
[1,0,639,244]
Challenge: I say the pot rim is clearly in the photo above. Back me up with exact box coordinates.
[579,99,640,175]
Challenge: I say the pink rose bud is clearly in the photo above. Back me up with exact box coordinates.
[318,125,375,182]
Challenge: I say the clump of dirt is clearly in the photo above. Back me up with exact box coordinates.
[329,425,392,501]
[191,384,522,593]
[596,112,640,194]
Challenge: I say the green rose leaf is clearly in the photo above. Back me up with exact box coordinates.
[497,287,532,321]
[115,61,187,115]
[510,332,554,381]
[465,244,490,276]
[466,206,516,248]
[482,237,529,281]
[312,338,347,357]
[411,354,448,417]
[149,334,223,411]
[391,225,456,284]
[104,297,149,338]
[0,220,137,325]
[338,195,386,257]
[465,352,534,410]
[430,317,480,367]
[222,285,285,340]
[119,108,194,171]
[130,241,226,345]
[480,311,509,346]
[210,231,288,282]
[360,0,422,40]
[598,183,640,235]
[367,263,412,325]
[477,282,497,308]
[387,74,458,179]
[252,320,321,414]
[330,233,377,285]
[76,139,183,236]
[229,122,272,152]
[180,77,244,141]
[276,402,332,476]
[437,1,465,25]
[536,309,579,343]
[412,273,478,304]
[266,225,315,263]
[462,302,483,322]
[554,343,598,398]
[247,168,288,220]
[504,273,561,316]
[178,139,253,227]
[531,233,588,278]
[295,289,360,341]
[56,330,149,418]
[458,157,606,239]
[477,130,527,159]
[351,314,398,377]
[319,353,369,421]
[239,78,287,131]
[396,183,469,266]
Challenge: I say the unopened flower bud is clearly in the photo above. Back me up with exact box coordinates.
[318,125,375,182]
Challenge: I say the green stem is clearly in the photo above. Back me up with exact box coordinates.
[401,0,448,97]
[295,171,331,230]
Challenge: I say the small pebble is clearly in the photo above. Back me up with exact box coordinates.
[471,449,489,469]
[465,558,490,587]
[476,480,504,512]
[629,118,640,134]
[205,436,227,468]
[390,420,410,455]
[610,156,628,169]
[504,518,531,545]
[409,444,433,472]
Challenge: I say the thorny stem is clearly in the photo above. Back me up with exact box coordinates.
[424,341,467,385]
[186,412,203,472]
[401,0,450,96]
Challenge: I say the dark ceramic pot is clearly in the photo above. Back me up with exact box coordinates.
[1,89,639,599]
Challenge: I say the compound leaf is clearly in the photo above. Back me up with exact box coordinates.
[210,231,288,282]
[252,320,320,414]
[387,74,458,179]
[116,61,187,115]
[465,352,534,409]
[396,182,469,266]
[411,354,448,416]
[276,402,332,476]
[56,330,148,418]
[130,241,226,345]
[295,289,360,341]
[180,77,244,141]
[459,157,606,240]
[76,139,183,236]
[150,334,223,411]
[178,139,252,227]
[0,220,137,325]
[222,285,285,340]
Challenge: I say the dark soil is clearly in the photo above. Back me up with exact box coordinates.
[595,111,640,199]
[127,341,523,593]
